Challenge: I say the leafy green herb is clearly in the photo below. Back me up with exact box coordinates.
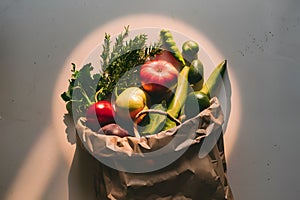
[96,27,162,100]
[61,63,99,118]
[100,33,111,70]
[61,26,162,119]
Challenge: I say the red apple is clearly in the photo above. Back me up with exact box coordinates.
[86,100,115,131]
[140,60,178,94]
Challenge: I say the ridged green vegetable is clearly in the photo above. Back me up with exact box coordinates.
[200,60,227,98]
[160,30,186,68]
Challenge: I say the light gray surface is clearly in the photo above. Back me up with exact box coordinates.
[1,0,300,199]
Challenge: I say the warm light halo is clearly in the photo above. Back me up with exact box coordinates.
[52,13,241,165]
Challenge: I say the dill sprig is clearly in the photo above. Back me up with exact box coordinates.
[110,26,130,63]
[100,33,111,70]
[96,26,162,101]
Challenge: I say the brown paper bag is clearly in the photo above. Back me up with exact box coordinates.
[75,97,234,200]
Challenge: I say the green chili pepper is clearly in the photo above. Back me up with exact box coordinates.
[200,60,227,98]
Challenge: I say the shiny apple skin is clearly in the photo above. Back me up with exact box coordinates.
[140,60,178,94]
[86,100,115,131]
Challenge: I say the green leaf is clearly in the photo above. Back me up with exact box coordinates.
[61,92,71,102]
[139,101,168,135]
[61,27,164,121]
[61,62,99,119]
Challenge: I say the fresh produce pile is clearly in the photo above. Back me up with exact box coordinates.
[61,26,227,138]
[62,27,234,200]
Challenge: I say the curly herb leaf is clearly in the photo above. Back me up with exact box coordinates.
[61,27,163,118]
[61,63,97,118]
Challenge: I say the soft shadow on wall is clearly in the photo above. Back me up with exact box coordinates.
[3,13,241,200]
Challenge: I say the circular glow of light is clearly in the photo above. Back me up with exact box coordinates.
[53,13,241,166]
[5,13,241,200]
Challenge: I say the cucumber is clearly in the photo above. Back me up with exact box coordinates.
[188,59,204,85]
[184,91,210,119]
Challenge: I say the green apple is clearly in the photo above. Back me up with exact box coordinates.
[115,87,148,123]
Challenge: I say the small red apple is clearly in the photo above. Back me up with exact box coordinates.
[140,60,178,94]
[86,100,115,131]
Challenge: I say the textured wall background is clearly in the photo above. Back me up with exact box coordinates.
[1,0,300,199]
